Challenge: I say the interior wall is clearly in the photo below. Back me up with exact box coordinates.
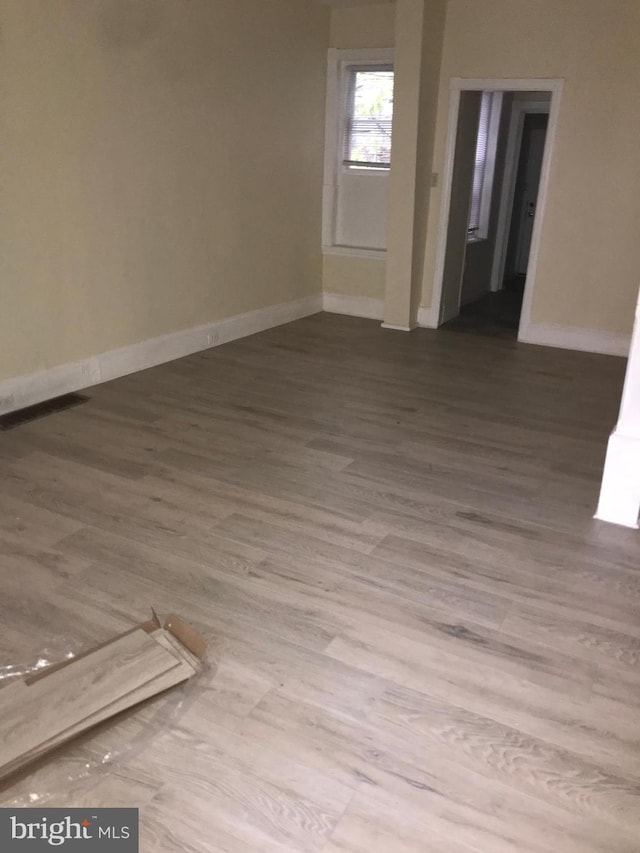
[323,2,395,303]
[323,255,386,302]
[419,0,640,336]
[0,0,329,383]
[329,2,396,50]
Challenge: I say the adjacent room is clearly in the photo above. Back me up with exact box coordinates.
[1,1,640,851]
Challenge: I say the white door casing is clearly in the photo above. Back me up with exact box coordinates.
[430,78,564,339]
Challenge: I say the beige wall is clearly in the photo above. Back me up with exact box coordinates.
[420,0,640,335]
[323,255,386,301]
[324,2,395,301]
[329,3,395,49]
[0,0,329,383]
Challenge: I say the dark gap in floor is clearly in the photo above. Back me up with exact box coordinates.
[0,393,90,431]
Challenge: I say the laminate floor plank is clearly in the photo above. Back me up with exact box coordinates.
[60,768,163,811]
[254,553,510,632]
[0,492,84,546]
[242,692,638,853]
[210,511,637,639]
[130,737,349,853]
[501,604,640,670]
[369,684,640,833]
[0,531,91,592]
[322,793,478,853]
[3,450,233,533]
[154,447,375,523]
[0,314,637,850]
[7,427,156,481]
[53,543,341,654]
[368,504,640,577]
[320,622,640,778]
[372,531,640,632]
[142,472,384,555]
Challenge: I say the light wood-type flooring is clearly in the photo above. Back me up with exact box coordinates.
[1,313,639,852]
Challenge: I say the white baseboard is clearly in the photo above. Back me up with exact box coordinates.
[320,299,630,357]
[0,294,322,416]
[417,305,439,328]
[381,323,415,332]
[323,294,439,330]
[322,246,386,262]
[520,322,630,357]
[322,292,384,321]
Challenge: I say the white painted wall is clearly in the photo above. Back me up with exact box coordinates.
[335,171,390,249]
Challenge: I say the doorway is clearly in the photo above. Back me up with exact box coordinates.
[431,79,563,341]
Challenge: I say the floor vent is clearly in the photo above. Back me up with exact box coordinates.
[0,393,90,431]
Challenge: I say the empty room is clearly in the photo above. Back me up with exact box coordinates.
[1,1,640,851]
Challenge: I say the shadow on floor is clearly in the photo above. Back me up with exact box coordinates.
[441,277,524,339]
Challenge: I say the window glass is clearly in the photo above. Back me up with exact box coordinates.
[344,68,394,169]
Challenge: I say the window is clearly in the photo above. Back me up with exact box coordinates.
[343,66,394,169]
[322,48,395,255]
[468,91,503,241]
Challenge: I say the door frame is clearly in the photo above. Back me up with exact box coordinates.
[489,98,551,292]
[431,77,564,340]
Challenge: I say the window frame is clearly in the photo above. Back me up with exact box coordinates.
[322,47,395,258]
[342,63,394,172]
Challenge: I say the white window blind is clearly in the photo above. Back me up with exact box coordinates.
[343,66,394,169]
[467,91,503,240]
[468,92,492,236]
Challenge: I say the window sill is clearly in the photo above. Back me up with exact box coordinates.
[342,166,391,177]
[322,246,386,261]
